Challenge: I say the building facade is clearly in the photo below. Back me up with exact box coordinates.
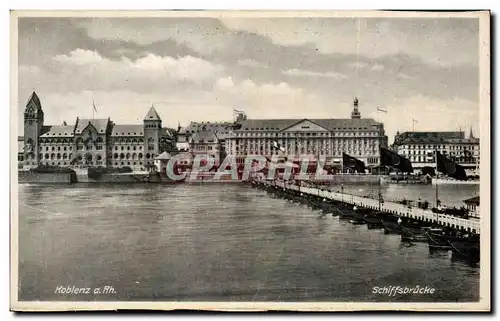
[225,99,388,167]
[392,130,480,172]
[21,92,174,170]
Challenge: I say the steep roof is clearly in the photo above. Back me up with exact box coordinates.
[179,121,234,134]
[26,91,42,110]
[155,151,172,160]
[162,128,175,139]
[75,118,110,134]
[144,106,161,121]
[190,130,219,144]
[236,118,381,131]
[40,125,75,137]
[111,124,144,137]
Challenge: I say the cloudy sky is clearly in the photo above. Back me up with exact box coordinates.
[17,15,481,142]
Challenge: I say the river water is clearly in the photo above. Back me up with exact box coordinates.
[18,183,479,302]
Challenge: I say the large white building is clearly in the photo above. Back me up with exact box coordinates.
[392,130,480,173]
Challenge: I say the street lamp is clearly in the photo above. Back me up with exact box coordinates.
[341,183,344,203]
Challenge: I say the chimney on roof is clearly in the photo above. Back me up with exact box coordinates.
[62,121,67,126]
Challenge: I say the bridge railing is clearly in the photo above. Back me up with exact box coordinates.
[273,181,480,234]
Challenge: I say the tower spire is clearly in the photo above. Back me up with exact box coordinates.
[469,126,474,139]
[351,97,361,119]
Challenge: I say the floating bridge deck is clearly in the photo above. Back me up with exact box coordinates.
[272,181,480,234]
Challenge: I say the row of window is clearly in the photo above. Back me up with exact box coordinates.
[230,138,380,144]
[39,144,159,152]
[401,144,478,150]
[34,161,152,167]
[34,137,160,145]
[109,153,156,160]
[401,149,479,156]
[234,150,377,157]
[232,132,380,138]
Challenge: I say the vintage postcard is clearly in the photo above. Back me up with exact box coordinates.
[10,10,490,312]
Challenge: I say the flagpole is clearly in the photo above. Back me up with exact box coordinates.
[376,108,387,211]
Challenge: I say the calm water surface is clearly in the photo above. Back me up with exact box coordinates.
[18,183,479,302]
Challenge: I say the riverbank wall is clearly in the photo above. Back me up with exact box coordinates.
[18,170,77,184]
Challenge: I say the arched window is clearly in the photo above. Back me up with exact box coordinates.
[148,137,155,151]
[126,153,131,160]
[120,153,125,159]
[45,154,49,159]
[84,138,93,150]
[96,155,102,161]
[76,138,84,151]
[138,138,144,144]
[95,137,103,150]
[138,153,143,159]
[146,153,150,159]
[69,153,73,160]
[56,153,61,160]
[25,138,34,153]
[132,153,137,160]
[62,153,67,160]
[50,153,55,160]
[114,153,118,159]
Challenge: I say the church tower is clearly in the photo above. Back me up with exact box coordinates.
[351,97,361,119]
[143,106,162,168]
[469,126,475,140]
[23,91,44,167]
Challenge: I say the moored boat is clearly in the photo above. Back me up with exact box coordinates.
[381,218,402,234]
[448,238,480,262]
[401,225,428,242]
[426,231,454,250]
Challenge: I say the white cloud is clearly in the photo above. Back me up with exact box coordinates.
[54,49,103,65]
[213,78,330,119]
[237,59,269,69]
[283,68,346,80]
[53,49,223,82]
